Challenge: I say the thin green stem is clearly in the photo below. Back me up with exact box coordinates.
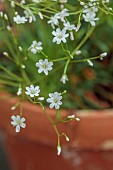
[71,26,95,56]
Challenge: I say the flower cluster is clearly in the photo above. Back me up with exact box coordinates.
[48,8,78,43]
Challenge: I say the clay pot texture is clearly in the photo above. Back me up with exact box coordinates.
[0,92,113,170]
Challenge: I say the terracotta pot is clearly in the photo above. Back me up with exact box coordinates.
[0,92,113,170]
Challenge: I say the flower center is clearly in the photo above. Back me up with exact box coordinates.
[58,33,63,39]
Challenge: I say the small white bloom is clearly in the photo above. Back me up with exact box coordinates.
[18,46,23,51]
[47,92,62,109]
[63,21,76,31]
[75,50,82,55]
[17,87,22,96]
[80,2,85,5]
[83,6,98,14]
[38,12,43,19]
[15,11,18,15]
[100,52,107,58]
[63,22,76,40]
[38,97,44,101]
[83,12,99,26]
[7,25,12,31]
[87,59,93,66]
[48,14,60,29]
[60,74,68,84]
[11,106,16,110]
[66,136,69,141]
[75,117,80,121]
[57,146,61,156]
[4,14,8,20]
[11,115,26,133]
[11,1,15,8]
[0,11,3,17]
[36,59,53,75]
[21,64,25,69]
[30,40,43,54]
[58,8,69,22]
[67,115,75,119]
[3,52,9,57]
[101,52,107,57]
[25,84,40,98]
[13,15,27,24]
[70,31,74,40]
[52,28,69,44]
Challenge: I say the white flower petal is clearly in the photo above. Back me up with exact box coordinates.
[20,123,26,128]
[16,125,20,133]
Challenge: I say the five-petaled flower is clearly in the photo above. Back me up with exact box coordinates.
[11,115,26,133]
[52,28,69,44]
[36,59,53,75]
[13,15,27,24]
[48,13,60,29]
[83,13,99,26]
[47,92,62,109]
[63,21,76,31]
[25,84,40,97]
[30,40,43,54]
[58,8,69,22]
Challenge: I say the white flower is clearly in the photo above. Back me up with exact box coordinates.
[65,136,69,141]
[100,52,107,57]
[60,74,68,84]
[11,1,15,8]
[83,6,98,14]
[63,21,76,31]
[75,50,82,55]
[3,52,9,57]
[25,84,40,97]
[0,11,3,17]
[67,115,75,118]
[52,28,69,44]
[17,87,22,96]
[36,59,53,75]
[57,146,61,156]
[4,14,8,20]
[83,12,99,26]
[30,40,43,54]
[48,13,60,29]
[75,117,80,121]
[13,15,27,24]
[11,115,26,133]
[100,52,107,60]
[63,22,76,40]
[58,8,69,22]
[38,12,43,19]
[87,59,93,66]
[18,46,23,51]
[38,97,44,101]
[47,92,62,109]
